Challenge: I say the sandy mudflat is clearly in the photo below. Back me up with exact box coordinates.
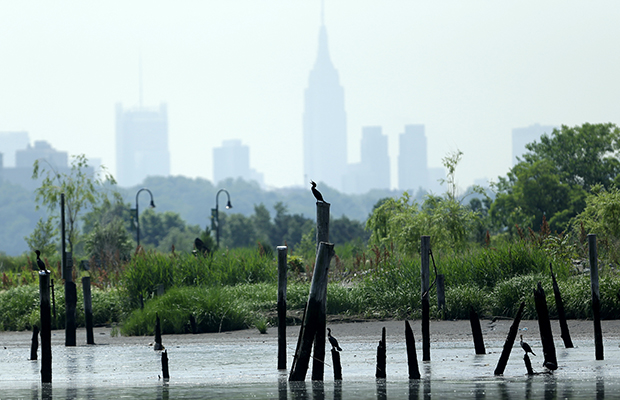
[0,319,617,349]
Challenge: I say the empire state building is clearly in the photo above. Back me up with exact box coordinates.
[303,17,347,191]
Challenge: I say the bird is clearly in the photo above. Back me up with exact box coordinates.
[193,238,210,256]
[520,335,536,356]
[35,250,46,272]
[310,180,325,203]
[327,328,342,351]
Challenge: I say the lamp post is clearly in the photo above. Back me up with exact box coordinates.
[135,188,156,249]
[212,189,232,248]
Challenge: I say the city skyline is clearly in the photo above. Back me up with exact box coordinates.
[1,2,619,192]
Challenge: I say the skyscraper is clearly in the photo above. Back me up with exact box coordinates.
[0,131,29,167]
[115,103,170,187]
[512,123,556,166]
[343,126,390,194]
[213,139,264,186]
[303,13,347,191]
[398,124,428,192]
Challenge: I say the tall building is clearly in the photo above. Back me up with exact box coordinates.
[303,14,347,191]
[115,103,170,187]
[0,131,29,167]
[343,126,390,193]
[213,139,264,186]
[512,123,556,166]
[398,124,428,192]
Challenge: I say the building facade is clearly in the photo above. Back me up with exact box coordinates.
[213,139,264,186]
[512,123,557,166]
[398,124,428,193]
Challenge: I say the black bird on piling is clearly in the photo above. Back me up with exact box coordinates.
[520,335,536,356]
[35,250,46,272]
[310,180,325,203]
[327,328,342,351]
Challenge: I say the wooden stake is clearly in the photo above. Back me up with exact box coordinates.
[523,354,534,375]
[162,350,170,380]
[39,271,52,383]
[405,320,420,379]
[64,280,77,347]
[534,282,558,370]
[469,307,486,355]
[494,301,525,375]
[376,327,387,379]
[154,313,164,351]
[437,274,445,319]
[30,325,39,361]
[331,349,342,381]
[589,234,604,360]
[277,245,288,370]
[82,276,95,345]
[421,236,431,362]
[316,202,330,250]
[550,263,573,348]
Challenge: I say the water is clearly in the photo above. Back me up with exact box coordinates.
[1,330,619,399]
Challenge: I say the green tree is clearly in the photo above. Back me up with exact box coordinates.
[32,154,115,255]
[25,217,58,256]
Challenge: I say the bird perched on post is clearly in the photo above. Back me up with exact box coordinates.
[327,328,342,351]
[35,250,46,272]
[310,180,325,203]
[520,335,536,356]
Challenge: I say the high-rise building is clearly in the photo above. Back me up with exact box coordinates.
[115,103,170,187]
[213,139,264,186]
[343,126,390,194]
[0,131,29,167]
[512,123,556,166]
[398,124,428,192]
[303,15,347,191]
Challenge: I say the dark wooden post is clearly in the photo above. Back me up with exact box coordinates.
[277,245,288,370]
[550,263,573,348]
[405,320,420,379]
[494,301,525,375]
[534,282,558,370]
[316,202,330,249]
[469,307,486,355]
[50,279,57,326]
[64,279,77,347]
[154,313,164,350]
[289,242,335,382]
[82,276,95,345]
[376,327,386,379]
[331,349,342,381]
[162,350,170,380]
[421,236,431,362]
[589,234,604,360]
[30,325,39,361]
[523,354,534,375]
[39,271,52,383]
[437,274,445,319]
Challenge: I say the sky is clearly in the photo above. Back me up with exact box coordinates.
[1,1,619,192]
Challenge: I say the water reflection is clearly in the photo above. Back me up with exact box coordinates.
[312,380,325,400]
[290,381,308,400]
[596,377,604,400]
[278,373,288,400]
[474,382,485,400]
[376,378,387,400]
[408,379,420,400]
[333,380,342,400]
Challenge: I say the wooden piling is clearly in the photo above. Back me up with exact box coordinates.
[494,301,525,375]
[39,271,52,383]
[82,276,95,345]
[405,320,420,379]
[30,325,39,361]
[277,245,288,370]
[50,279,57,325]
[534,282,558,370]
[154,313,164,351]
[331,349,342,381]
[437,274,445,319]
[65,280,77,347]
[523,354,534,375]
[289,242,335,382]
[550,263,573,348]
[316,202,330,250]
[376,327,387,379]
[589,234,604,360]
[162,350,170,380]
[421,236,431,362]
[469,307,486,355]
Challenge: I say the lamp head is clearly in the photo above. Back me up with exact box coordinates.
[226,200,232,209]
[149,200,156,208]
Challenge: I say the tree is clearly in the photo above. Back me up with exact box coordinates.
[32,154,115,255]
[25,217,58,256]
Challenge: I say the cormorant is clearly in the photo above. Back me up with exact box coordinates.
[193,238,210,256]
[310,181,325,203]
[520,335,536,356]
[35,250,46,272]
[327,328,342,351]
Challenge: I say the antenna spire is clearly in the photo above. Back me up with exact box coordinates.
[321,0,325,26]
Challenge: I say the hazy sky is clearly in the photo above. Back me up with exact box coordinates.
[1,1,619,191]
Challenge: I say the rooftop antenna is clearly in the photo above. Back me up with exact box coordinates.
[321,0,325,26]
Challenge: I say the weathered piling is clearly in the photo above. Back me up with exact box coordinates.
[534,282,558,370]
[30,325,39,361]
[82,276,95,345]
[39,271,52,383]
[469,307,486,355]
[277,245,288,370]
[331,349,342,381]
[154,313,164,351]
[61,193,77,347]
[316,202,330,249]
[162,350,170,380]
[437,274,445,319]
[421,236,431,362]
[376,327,387,379]
[494,301,525,375]
[589,234,604,360]
[51,279,57,324]
[405,320,420,379]
[523,354,534,375]
[289,242,335,382]
[550,263,573,348]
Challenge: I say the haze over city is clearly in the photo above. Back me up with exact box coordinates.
[1,1,619,191]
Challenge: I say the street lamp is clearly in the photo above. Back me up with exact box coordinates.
[135,188,156,249]
[212,189,232,248]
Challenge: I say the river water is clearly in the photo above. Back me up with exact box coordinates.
[1,328,619,399]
